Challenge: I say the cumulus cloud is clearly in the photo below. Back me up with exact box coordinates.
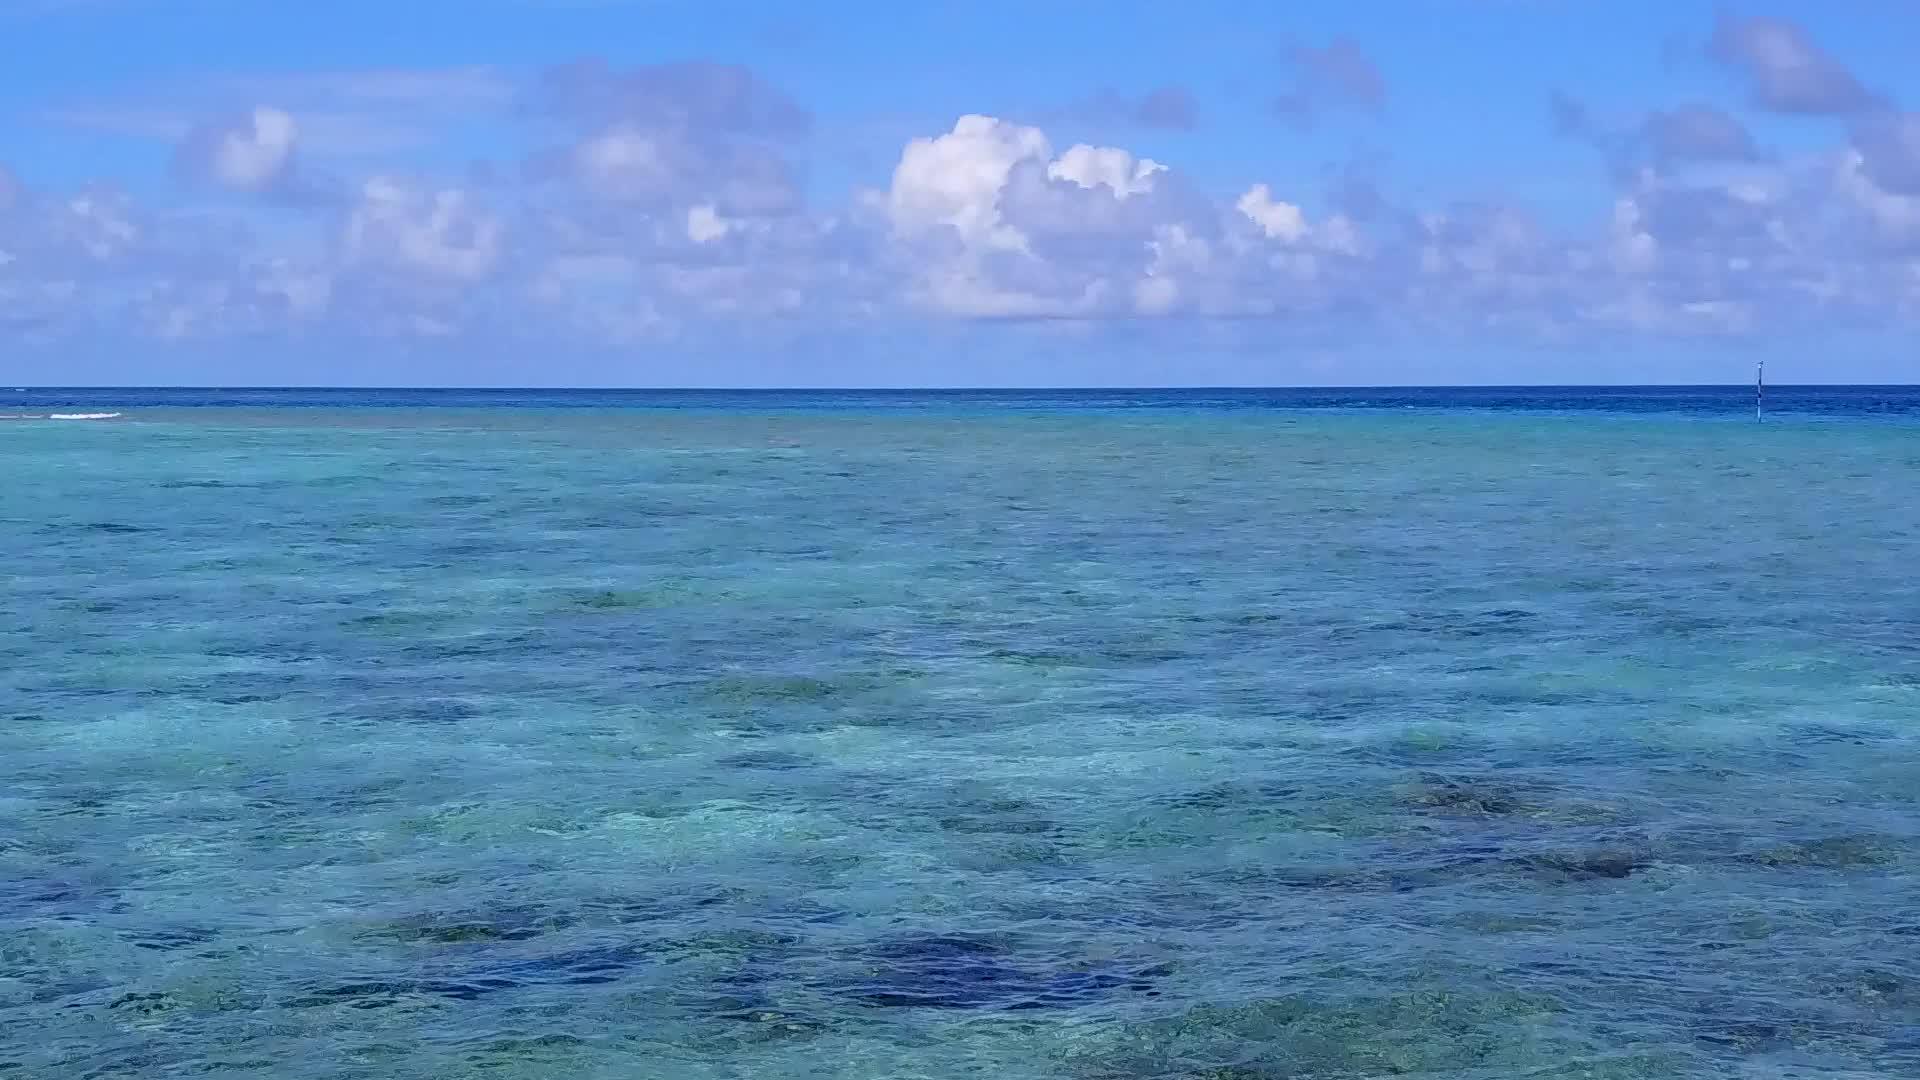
[879,114,1197,316]
[886,115,1052,251]
[175,106,299,193]
[0,177,330,343]
[876,113,1369,321]
[1236,184,1307,242]
[686,203,731,243]
[1048,144,1166,198]
[12,21,1920,365]
[1709,14,1879,115]
[1273,37,1386,124]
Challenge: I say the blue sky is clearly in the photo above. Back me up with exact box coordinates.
[2,1,1918,385]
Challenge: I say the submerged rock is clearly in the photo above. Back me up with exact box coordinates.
[1518,846,1648,882]
[1742,835,1903,870]
[1401,775,1531,817]
[1062,989,1573,1079]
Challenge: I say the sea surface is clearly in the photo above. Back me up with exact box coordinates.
[3,386,1919,1079]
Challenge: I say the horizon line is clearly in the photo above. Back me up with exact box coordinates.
[9,383,1915,392]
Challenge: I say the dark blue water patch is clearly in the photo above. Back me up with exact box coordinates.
[169,671,311,705]
[837,784,1066,837]
[1354,608,1547,640]
[376,919,796,1002]
[384,698,485,725]
[713,749,821,772]
[1065,883,1263,933]
[237,775,413,826]
[350,892,729,956]
[284,976,525,1008]
[932,810,1062,836]
[39,521,154,535]
[1158,780,1303,811]
[0,877,119,921]
[817,933,1168,1011]
[155,479,251,490]
[120,926,221,953]
[395,630,556,661]
[35,786,122,818]
[488,940,655,987]
[357,917,548,947]
[1783,722,1901,747]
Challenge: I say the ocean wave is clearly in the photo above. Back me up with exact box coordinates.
[0,412,124,421]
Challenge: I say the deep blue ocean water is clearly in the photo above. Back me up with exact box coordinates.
[4,387,1919,1078]
[6,384,1920,418]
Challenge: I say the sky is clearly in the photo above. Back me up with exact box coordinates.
[2,1,1919,386]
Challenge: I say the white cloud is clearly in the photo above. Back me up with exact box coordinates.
[1609,198,1658,273]
[881,114,1236,318]
[915,265,1111,319]
[527,253,663,344]
[189,106,298,192]
[553,124,799,217]
[15,53,1920,368]
[686,203,731,243]
[887,114,1051,251]
[573,129,673,201]
[343,177,502,279]
[1047,144,1165,199]
[257,258,332,317]
[1236,184,1308,242]
[1133,223,1212,315]
[1837,148,1920,241]
[62,190,139,260]
[1132,274,1179,314]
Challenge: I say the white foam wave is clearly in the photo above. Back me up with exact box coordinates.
[3,412,125,421]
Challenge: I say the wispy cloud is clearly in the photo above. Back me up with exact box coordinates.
[39,66,519,157]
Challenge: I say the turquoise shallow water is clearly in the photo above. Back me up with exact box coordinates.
[4,394,1920,1078]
